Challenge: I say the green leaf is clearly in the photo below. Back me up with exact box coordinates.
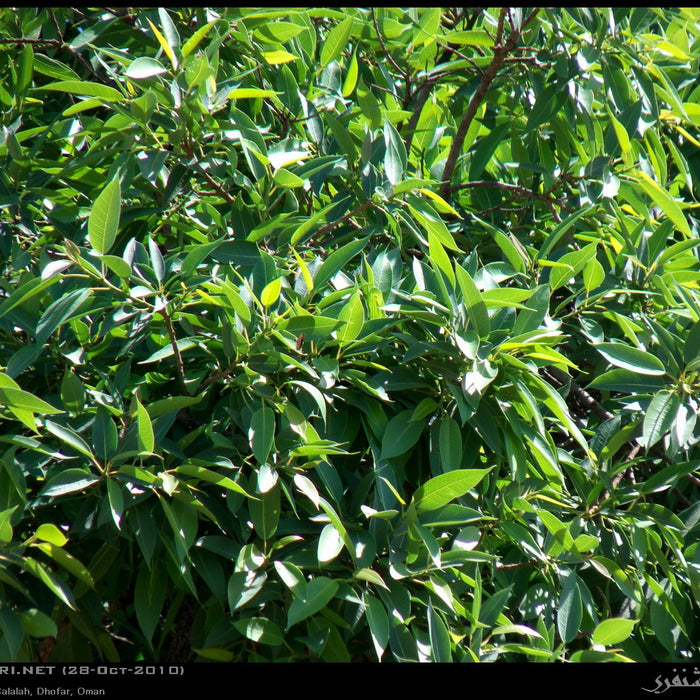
[320,17,353,67]
[88,175,121,254]
[251,404,275,465]
[36,523,68,547]
[135,397,155,454]
[107,478,124,530]
[587,369,665,393]
[182,20,218,58]
[592,618,637,646]
[34,543,93,587]
[342,50,358,97]
[233,617,283,646]
[380,410,423,459]
[125,57,168,79]
[428,231,456,288]
[336,291,364,342]
[45,420,94,458]
[38,80,124,101]
[442,29,494,46]
[637,170,692,238]
[175,463,252,498]
[134,563,166,644]
[92,406,118,461]
[596,342,666,376]
[557,573,582,644]
[438,416,462,472]
[364,594,389,661]
[317,523,344,562]
[455,265,490,339]
[249,484,280,540]
[287,577,339,628]
[40,469,100,497]
[260,278,282,307]
[0,388,63,415]
[412,469,492,513]
[642,390,680,449]
[314,236,368,291]
[683,320,700,366]
[61,369,85,413]
[21,609,58,639]
[36,288,91,347]
[384,118,406,186]
[428,601,451,662]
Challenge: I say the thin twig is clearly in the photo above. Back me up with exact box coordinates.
[160,305,190,396]
[195,166,235,204]
[438,7,541,200]
[452,179,570,208]
[311,199,373,241]
[371,8,410,87]
[0,38,60,45]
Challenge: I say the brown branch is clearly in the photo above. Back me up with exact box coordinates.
[371,8,410,86]
[542,365,613,421]
[311,199,373,241]
[495,7,508,45]
[496,560,541,571]
[0,38,60,45]
[160,305,190,396]
[438,7,541,200]
[197,365,236,394]
[453,179,570,208]
[196,166,235,204]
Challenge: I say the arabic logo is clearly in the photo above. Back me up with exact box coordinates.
[642,668,700,694]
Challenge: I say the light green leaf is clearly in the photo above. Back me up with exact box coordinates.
[233,617,283,646]
[412,469,492,513]
[596,342,666,376]
[0,388,63,415]
[260,278,282,307]
[637,170,691,238]
[134,397,155,454]
[39,80,124,101]
[125,57,167,79]
[21,609,58,639]
[317,523,344,562]
[88,176,121,254]
[642,390,680,449]
[455,265,490,339]
[35,523,68,547]
[592,618,637,646]
[384,118,406,186]
[320,17,353,67]
[40,469,100,497]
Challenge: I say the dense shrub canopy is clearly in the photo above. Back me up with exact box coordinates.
[0,7,699,662]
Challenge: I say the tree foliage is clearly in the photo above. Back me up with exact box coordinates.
[0,7,699,662]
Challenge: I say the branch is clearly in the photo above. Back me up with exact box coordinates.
[542,365,613,421]
[311,199,373,241]
[438,7,541,200]
[160,304,190,396]
[195,165,235,204]
[371,9,410,86]
[0,38,60,45]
